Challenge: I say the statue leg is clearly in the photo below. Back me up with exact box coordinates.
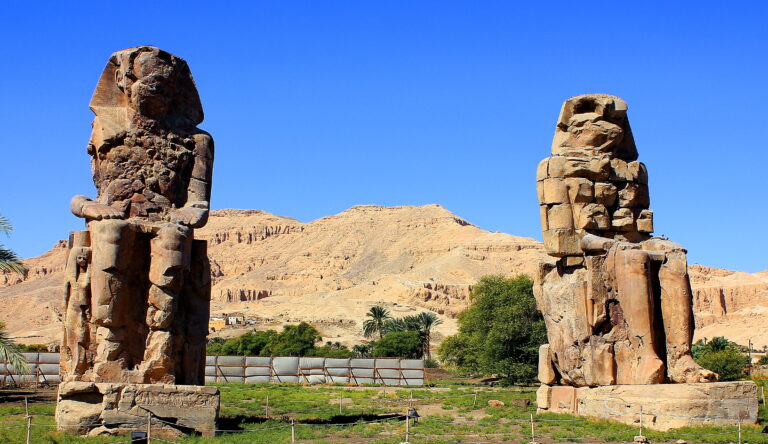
[88,220,135,379]
[659,249,719,382]
[614,248,666,384]
[142,223,192,383]
[180,240,211,385]
[72,305,89,376]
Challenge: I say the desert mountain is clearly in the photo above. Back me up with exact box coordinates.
[1,205,766,349]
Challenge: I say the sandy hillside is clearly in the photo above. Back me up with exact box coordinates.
[1,205,765,349]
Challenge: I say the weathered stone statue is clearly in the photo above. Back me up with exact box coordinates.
[534,94,716,386]
[533,95,757,430]
[57,46,218,437]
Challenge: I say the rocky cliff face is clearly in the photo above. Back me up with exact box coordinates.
[1,205,765,348]
[689,265,768,347]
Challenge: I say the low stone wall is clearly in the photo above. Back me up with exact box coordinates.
[536,381,758,431]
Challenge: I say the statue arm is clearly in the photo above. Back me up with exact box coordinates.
[70,195,124,220]
[580,233,616,253]
[168,132,214,228]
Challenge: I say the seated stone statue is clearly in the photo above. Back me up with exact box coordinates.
[63,46,213,385]
[534,94,717,386]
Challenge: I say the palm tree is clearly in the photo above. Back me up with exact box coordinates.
[352,343,372,358]
[0,215,27,277]
[0,215,29,376]
[416,312,442,361]
[363,306,392,339]
[381,317,416,335]
[0,322,30,376]
[707,336,731,352]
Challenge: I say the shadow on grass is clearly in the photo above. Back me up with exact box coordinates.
[217,414,272,431]
[218,412,402,433]
[0,389,57,406]
[301,413,403,425]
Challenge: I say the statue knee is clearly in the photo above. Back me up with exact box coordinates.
[149,224,192,288]
[617,249,651,270]
[90,220,132,270]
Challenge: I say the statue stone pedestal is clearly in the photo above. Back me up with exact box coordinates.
[536,381,758,431]
[56,382,219,437]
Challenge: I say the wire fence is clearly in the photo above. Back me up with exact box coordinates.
[0,386,765,444]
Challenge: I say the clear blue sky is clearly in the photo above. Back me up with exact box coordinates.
[1,1,766,272]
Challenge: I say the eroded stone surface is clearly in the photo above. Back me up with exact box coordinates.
[61,46,213,386]
[56,382,219,437]
[58,46,217,436]
[536,381,758,431]
[534,95,717,387]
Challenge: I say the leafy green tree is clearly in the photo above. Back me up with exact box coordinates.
[205,337,226,355]
[758,355,768,366]
[692,337,748,381]
[307,342,355,358]
[372,331,422,358]
[436,334,476,370]
[262,322,322,356]
[437,274,546,384]
[379,312,441,359]
[363,306,392,339]
[207,330,277,356]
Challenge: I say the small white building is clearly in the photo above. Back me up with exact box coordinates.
[226,312,246,325]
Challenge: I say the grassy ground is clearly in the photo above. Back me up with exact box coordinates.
[1,379,766,443]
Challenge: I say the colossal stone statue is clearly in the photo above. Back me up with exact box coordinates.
[534,94,716,387]
[57,46,218,437]
[533,95,757,430]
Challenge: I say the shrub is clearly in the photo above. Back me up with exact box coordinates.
[372,331,422,358]
[307,342,355,358]
[437,274,546,384]
[18,344,48,352]
[206,322,322,357]
[261,322,322,356]
[206,330,277,356]
[692,337,749,381]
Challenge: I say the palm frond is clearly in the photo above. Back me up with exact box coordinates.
[0,328,30,376]
[0,215,12,236]
[0,215,27,278]
[0,245,28,278]
[362,319,379,338]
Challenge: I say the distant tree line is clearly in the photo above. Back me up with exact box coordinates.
[205,309,443,363]
[206,322,354,357]
[359,307,442,362]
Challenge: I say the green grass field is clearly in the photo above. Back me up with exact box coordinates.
[1,378,766,443]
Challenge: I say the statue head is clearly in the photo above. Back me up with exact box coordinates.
[537,94,653,258]
[74,247,91,268]
[89,46,203,143]
[552,94,637,161]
